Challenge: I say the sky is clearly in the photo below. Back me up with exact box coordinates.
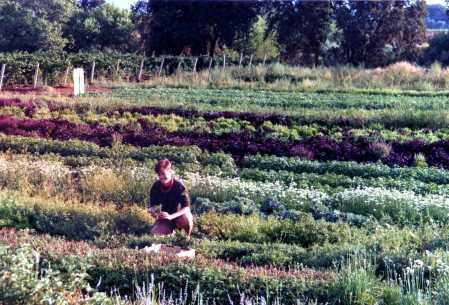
[107,0,136,9]
[107,0,446,10]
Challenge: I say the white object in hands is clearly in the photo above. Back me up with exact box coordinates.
[73,68,85,96]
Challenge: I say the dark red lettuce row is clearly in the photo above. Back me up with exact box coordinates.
[1,115,449,168]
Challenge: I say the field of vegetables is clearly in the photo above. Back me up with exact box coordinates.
[3,82,449,305]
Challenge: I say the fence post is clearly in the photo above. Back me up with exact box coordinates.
[115,59,121,78]
[193,57,198,73]
[33,63,40,89]
[239,53,243,69]
[63,66,70,86]
[249,55,253,68]
[158,57,165,77]
[177,59,182,74]
[0,64,5,91]
[208,56,213,73]
[90,61,96,84]
[222,53,226,71]
[138,55,145,81]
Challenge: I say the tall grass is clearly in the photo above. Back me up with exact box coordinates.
[103,62,449,92]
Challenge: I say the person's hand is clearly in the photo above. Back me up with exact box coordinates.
[148,207,158,218]
[157,212,172,220]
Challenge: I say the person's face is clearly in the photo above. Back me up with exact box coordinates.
[158,168,173,185]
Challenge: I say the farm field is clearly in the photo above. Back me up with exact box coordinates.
[4,72,449,305]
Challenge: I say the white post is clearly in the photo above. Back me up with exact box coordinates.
[208,57,213,73]
[222,53,226,70]
[73,68,85,96]
[177,59,182,74]
[239,53,243,69]
[90,61,96,84]
[158,57,165,77]
[249,55,253,68]
[0,64,5,91]
[263,54,267,66]
[193,57,198,73]
[33,63,40,89]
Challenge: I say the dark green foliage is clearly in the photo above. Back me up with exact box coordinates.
[132,0,262,56]
[335,0,426,67]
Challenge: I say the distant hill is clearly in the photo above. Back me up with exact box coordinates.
[427,4,449,29]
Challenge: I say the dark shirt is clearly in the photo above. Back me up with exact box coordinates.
[149,179,190,214]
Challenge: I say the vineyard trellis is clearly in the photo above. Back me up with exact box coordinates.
[0,51,274,87]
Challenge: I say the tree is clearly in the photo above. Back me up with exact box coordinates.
[267,0,333,66]
[132,0,262,56]
[64,4,137,52]
[335,0,426,67]
[0,0,73,52]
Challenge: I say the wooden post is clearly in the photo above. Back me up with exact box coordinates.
[90,61,96,84]
[138,56,145,81]
[208,57,213,73]
[193,57,198,73]
[115,60,121,77]
[158,57,165,77]
[0,64,5,91]
[33,63,39,89]
[249,55,253,68]
[222,53,226,71]
[63,66,70,86]
[238,53,243,69]
[263,54,267,66]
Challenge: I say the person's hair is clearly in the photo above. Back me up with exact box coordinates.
[154,159,172,174]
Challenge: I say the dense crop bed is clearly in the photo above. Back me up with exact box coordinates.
[3,84,449,304]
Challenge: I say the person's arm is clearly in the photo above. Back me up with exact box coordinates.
[148,184,159,218]
[158,206,190,220]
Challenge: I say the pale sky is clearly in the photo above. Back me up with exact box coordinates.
[107,0,446,10]
[107,0,136,9]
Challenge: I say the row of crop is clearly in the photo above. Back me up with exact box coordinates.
[2,151,449,225]
[8,188,449,301]
[242,154,449,183]
[0,191,445,272]
[6,231,448,305]
[4,115,449,168]
[5,98,449,144]
[0,229,326,305]
[110,86,449,129]
[0,191,367,248]
[0,51,273,85]
[240,168,449,195]
[7,229,449,305]
[3,134,449,187]
[6,225,449,305]
[4,193,449,275]
[116,86,449,112]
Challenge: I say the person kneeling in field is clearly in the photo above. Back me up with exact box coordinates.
[148,159,193,236]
